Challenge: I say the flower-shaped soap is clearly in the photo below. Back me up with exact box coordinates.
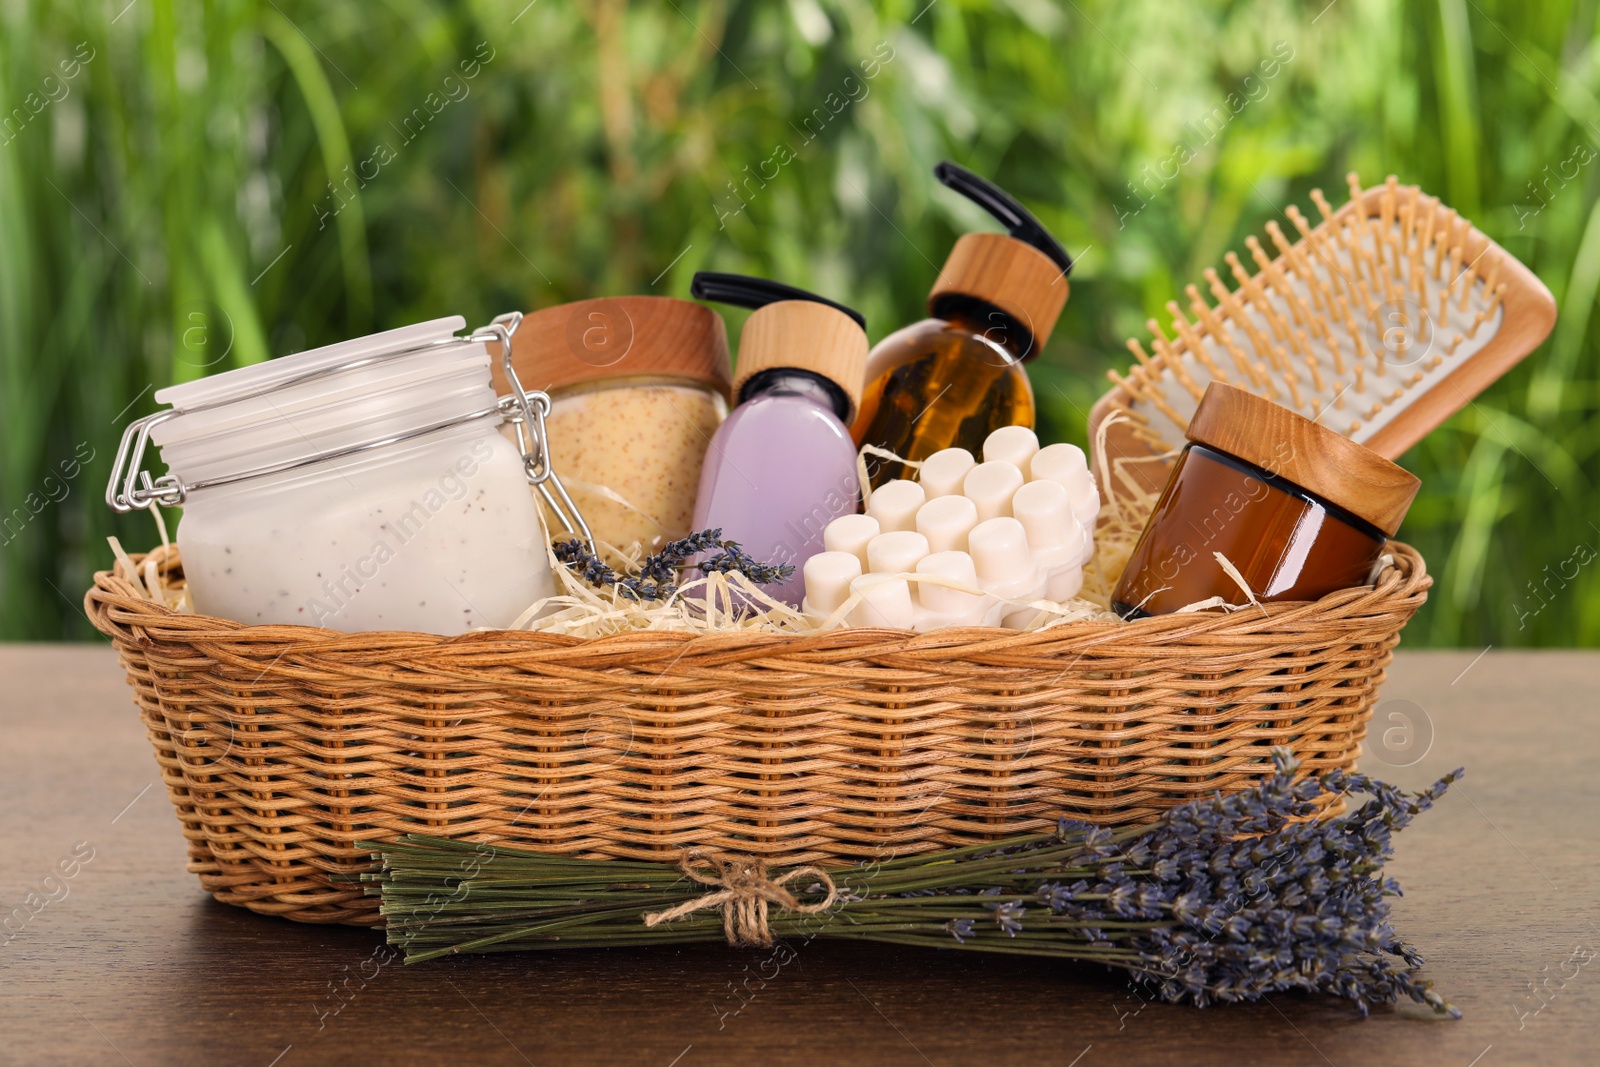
[803,426,1099,629]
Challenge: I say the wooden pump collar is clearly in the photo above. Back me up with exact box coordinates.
[928,232,1070,355]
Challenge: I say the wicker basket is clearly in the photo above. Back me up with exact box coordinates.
[85,537,1429,926]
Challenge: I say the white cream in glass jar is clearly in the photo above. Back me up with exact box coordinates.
[140,317,556,634]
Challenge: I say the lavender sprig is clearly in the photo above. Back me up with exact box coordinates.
[364,750,1462,1018]
[554,528,794,601]
[696,540,795,586]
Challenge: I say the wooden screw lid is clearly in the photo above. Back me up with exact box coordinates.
[928,233,1070,356]
[494,296,733,399]
[731,300,869,422]
[1186,382,1420,536]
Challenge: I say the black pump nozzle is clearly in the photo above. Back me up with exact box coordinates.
[934,161,1072,276]
[690,271,866,330]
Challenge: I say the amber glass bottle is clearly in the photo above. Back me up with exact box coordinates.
[853,301,1035,485]
[853,162,1072,486]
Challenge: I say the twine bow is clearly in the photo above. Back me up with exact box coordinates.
[641,848,839,946]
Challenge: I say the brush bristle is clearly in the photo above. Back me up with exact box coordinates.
[1108,175,1509,447]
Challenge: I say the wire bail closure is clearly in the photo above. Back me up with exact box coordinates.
[488,311,594,547]
[105,313,594,549]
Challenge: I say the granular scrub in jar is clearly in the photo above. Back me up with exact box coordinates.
[496,296,732,555]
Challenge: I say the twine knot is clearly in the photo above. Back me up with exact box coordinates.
[641,849,838,946]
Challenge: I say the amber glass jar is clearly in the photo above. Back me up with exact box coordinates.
[1112,383,1420,618]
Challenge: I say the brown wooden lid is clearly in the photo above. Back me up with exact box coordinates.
[731,300,869,422]
[494,296,732,399]
[1186,382,1420,536]
[928,233,1070,356]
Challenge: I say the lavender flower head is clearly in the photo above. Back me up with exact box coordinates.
[919,749,1463,1017]
[554,528,793,602]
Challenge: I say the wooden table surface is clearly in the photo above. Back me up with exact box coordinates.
[2,644,1596,1067]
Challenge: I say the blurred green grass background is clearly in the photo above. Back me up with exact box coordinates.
[1,0,1596,644]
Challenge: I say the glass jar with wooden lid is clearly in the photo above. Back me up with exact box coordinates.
[1112,382,1421,617]
[495,296,732,555]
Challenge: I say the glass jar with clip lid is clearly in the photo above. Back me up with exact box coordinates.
[106,313,590,635]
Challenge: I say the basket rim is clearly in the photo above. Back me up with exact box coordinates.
[85,541,1430,659]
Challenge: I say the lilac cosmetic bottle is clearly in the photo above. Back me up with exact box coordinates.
[688,272,870,606]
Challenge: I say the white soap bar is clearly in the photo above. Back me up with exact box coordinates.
[971,516,1048,626]
[1011,480,1088,603]
[824,513,880,569]
[866,530,930,576]
[848,574,916,629]
[1001,602,1052,630]
[983,425,1040,470]
[914,551,995,630]
[963,461,1024,522]
[918,448,976,498]
[813,426,1098,631]
[1028,441,1087,484]
[801,550,862,618]
[1011,479,1074,550]
[1031,442,1100,525]
[1068,482,1100,526]
[1044,561,1085,604]
[915,494,979,554]
[969,516,1035,588]
[915,551,982,612]
[1022,477,1093,581]
[866,479,926,533]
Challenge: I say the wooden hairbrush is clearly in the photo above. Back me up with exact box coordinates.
[1088,174,1557,493]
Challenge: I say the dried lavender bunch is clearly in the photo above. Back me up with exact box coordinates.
[635,529,727,584]
[364,750,1460,1018]
[550,539,626,591]
[554,529,793,601]
[696,542,794,586]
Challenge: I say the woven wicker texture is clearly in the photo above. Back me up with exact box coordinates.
[86,538,1428,926]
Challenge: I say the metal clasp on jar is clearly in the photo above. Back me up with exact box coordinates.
[484,311,593,547]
